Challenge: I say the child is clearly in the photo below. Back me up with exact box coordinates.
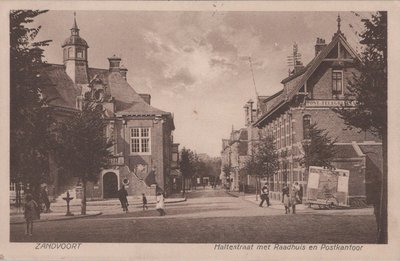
[24,194,39,236]
[142,193,148,211]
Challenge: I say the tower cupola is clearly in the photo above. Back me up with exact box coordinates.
[62,12,89,84]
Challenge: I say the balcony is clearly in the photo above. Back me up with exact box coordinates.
[108,156,125,166]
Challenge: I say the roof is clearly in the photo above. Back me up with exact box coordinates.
[39,64,81,109]
[254,31,359,127]
[40,64,170,118]
[62,35,89,48]
[334,144,358,158]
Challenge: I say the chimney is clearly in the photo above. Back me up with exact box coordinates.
[243,103,249,126]
[120,65,128,80]
[294,60,304,73]
[139,94,151,105]
[248,99,254,123]
[315,37,327,56]
[108,55,121,72]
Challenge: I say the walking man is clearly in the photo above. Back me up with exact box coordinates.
[259,183,270,207]
[118,185,129,213]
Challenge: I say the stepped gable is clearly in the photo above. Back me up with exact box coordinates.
[39,64,80,110]
[87,67,169,116]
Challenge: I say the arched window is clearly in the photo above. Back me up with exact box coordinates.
[303,115,311,140]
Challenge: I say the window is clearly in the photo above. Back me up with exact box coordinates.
[282,118,286,148]
[68,47,74,58]
[130,127,151,154]
[303,115,311,140]
[77,50,83,58]
[332,70,343,96]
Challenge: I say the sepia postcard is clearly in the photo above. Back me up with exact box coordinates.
[1,1,399,260]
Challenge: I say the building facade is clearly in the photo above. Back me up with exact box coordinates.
[220,128,248,191]
[220,17,383,206]
[252,20,382,204]
[39,15,177,199]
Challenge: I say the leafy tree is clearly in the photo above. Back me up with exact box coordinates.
[222,163,232,190]
[337,11,387,243]
[243,136,279,198]
[10,10,54,202]
[56,102,113,215]
[180,147,195,195]
[301,123,337,170]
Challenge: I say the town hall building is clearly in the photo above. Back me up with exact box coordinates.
[40,15,178,200]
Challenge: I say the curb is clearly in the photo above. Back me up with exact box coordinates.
[10,211,102,225]
[225,191,240,198]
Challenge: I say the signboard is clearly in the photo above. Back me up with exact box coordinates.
[306,166,350,206]
[305,100,356,108]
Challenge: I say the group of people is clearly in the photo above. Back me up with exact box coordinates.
[282,182,303,214]
[117,185,166,216]
[259,182,303,214]
[22,185,52,236]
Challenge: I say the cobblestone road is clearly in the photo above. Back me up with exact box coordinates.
[10,188,377,243]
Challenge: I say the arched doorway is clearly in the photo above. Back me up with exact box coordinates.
[103,172,119,198]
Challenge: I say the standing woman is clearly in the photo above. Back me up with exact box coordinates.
[290,183,300,214]
[156,192,166,216]
[24,194,39,236]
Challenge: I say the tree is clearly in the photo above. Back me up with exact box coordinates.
[336,11,387,243]
[243,136,279,198]
[301,123,337,170]
[10,10,54,202]
[56,102,113,215]
[180,147,195,195]
[222,164,232,190]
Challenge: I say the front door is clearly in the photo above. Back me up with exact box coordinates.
[103,172,118,198]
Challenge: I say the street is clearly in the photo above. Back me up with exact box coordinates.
[10,188,377,243]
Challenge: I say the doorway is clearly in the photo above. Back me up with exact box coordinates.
[103,172,119,198]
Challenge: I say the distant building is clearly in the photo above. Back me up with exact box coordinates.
[252,17,382,204]
[220,128,248,191]
[30,15,178,199]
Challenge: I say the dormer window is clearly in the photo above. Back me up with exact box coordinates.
[332,70,343,97]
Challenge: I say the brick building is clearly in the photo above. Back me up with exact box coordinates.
[251,17,382,204]
[37,15,178,199]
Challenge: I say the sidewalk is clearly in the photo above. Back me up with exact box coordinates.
[10,195,186,224]
[226,191,374,215]
[226,191,307,211]
[10,211,102,225]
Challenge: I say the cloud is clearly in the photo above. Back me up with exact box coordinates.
[206,29,238,54]
[165,67,196,86]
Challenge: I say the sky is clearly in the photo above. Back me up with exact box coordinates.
[32,10,370,157]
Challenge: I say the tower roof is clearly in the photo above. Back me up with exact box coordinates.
[62,12,89,48]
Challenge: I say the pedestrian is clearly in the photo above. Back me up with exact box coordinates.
[259,183,270,207]
[155,192,166,216]
[298,184,304,204]
[24,193,39,236]
[142,193,148,211]
[290,182,301,214]
[40,185,51,213]
[282,184,291,214]
[118,185,129,213]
